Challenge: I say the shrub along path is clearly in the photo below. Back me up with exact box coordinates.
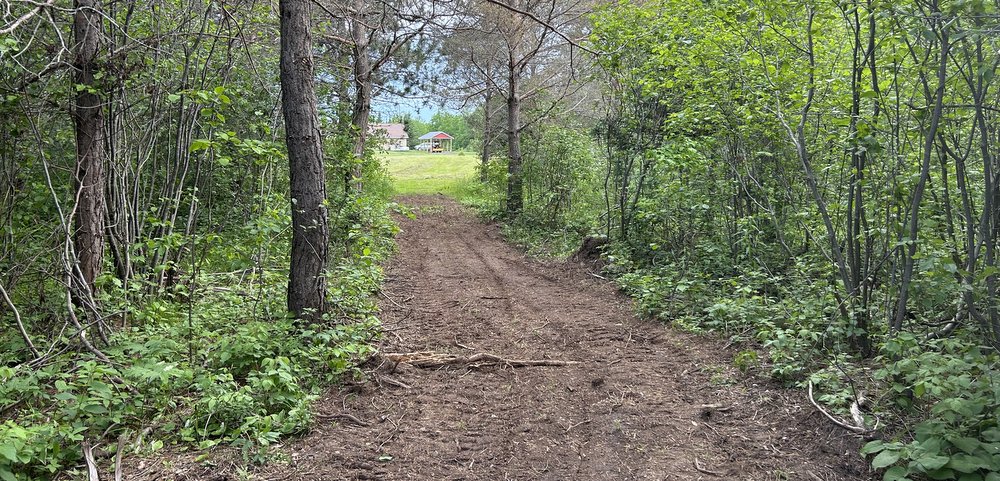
[255,195,870,480]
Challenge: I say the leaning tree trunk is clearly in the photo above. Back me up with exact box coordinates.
[280,0,329,321]
[72,0,106,297]
[505,73,523,216]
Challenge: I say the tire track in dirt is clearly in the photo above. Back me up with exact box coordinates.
[260,195,869,481]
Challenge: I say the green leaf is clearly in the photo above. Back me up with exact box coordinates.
[0,468,16,481]
[883,466,910,481]
[951,437,982,455]
[926,468,957,480]
[0,444,17,463]
[947,454,989,473]
[190,139,212,152]
[54,392,76,402]
[957,474,983,481]
[873,450,902,469]
[912,454,950,472]
[863,440,886,455]
[82,403,108,415]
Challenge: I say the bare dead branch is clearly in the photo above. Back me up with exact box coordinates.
[0,0,54,35]
[807,380,870,434]
[0,279,40,359]
[481,0,598,56]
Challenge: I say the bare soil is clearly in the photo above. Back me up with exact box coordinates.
[133,195,872,480]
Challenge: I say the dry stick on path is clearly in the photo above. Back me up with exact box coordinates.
[384,351,578,369]
[379,375,412,389]
[694,457,721,477]
[316,412,370,427]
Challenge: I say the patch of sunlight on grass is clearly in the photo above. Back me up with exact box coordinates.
[385,150,479,198]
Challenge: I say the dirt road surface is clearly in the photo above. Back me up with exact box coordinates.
[256,196,869,481]
[129,195,869,480]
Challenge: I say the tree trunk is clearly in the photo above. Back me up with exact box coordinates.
[481,87,493,182]
[506,73,523,216]
[349,0,370,192]
[892,23,949,333]
[72,0,106,296]
[280,0,329,321]
[350,72,371,191]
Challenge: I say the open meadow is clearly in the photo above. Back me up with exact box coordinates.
[384,150,479,197]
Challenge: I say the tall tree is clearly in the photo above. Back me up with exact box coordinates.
[72,0,106,297]
[468,0,589,217]
[323,0,434,191]
[280,0,329,320]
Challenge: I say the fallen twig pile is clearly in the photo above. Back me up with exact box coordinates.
[384,351,578,369]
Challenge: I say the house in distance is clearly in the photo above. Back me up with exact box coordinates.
[417,131,454,153]
[371,123,409,151]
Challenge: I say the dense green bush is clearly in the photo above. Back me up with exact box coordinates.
[0,187,394,480]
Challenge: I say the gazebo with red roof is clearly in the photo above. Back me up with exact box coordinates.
[417,131,454,153]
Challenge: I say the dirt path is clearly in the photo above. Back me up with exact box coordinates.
[256,196,869,481]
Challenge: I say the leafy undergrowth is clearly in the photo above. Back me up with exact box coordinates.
[611,256,1000,481]
[398,136,1000,481]
[464,181,1000,481]
[0,198,398,480]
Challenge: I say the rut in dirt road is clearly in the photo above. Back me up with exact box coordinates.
[266,195,869,481]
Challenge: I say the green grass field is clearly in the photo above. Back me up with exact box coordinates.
[384,150,479,197]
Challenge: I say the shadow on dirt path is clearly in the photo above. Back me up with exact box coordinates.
[258,195,870,481]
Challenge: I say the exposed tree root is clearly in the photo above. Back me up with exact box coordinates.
[384,351,579,369]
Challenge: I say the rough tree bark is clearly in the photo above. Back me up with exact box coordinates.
[348,0,370,192]
[506,66,524,216]
[481,87,493,182]
[72,0,106,297]
[280,0,329,320]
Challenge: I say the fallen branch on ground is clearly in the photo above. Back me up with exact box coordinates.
[82,440,99,481]
[384,351,579,369]
[564,419,591,433]
[379,375,412,389]
[316,412,370,427]
[807,380,871,434]
[693,457,721,476]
